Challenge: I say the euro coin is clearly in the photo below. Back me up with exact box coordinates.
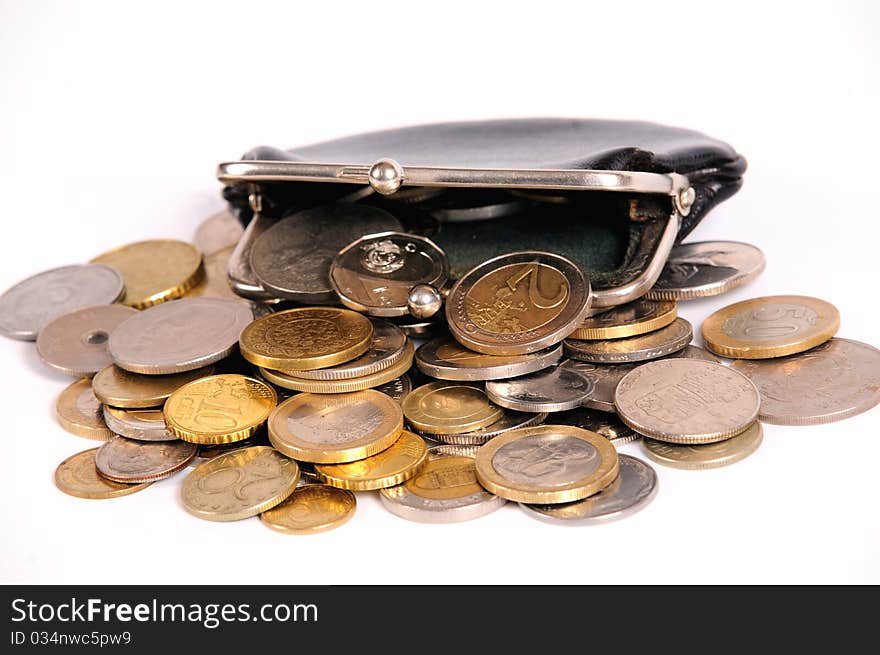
[315,430,428,490]
[92,363,216,409]
[260,484,356,534]
[402,381,503,435]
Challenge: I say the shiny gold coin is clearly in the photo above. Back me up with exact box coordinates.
[569,299,676,340]
[643,422,763,470]
[56,378,113,440]
[91,239,203,309]
[55,448,152,499]
[314,430,428,490]
[185,245,240,300]
[239,307,373,371]
[402,381,503,435]
[92,363,215,409]
[260,484,356,534]
[701,295,840,359]
[164,374,277,444]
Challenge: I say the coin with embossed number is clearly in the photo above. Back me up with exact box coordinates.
[402,381,503,435]
[564,317,692,364]
[95,436,197,483]
[102,406,177,441]
[315,430,428,490]
[193,209,244,256]
[415,336,562,381]
[643,422,763,469]
[56,379,113,440]
[485,366,595,413]
[419,410,548,446]
[552,406,640,446]
[92,364,216,409]
[260,484,357,534]
[55,448,152,499]
[569,299,676,340]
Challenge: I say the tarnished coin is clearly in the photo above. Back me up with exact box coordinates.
[181,446,299,521]
[260,484,357,534]
[646,241,766,301]
[375,374,413,404]
[193,209,244,256]
[564,317,693,363]
[92,364,215,409]
[315,430,428,490]
[268,390,403,463]
[95,436,197,483]
[552,406,640,446]
[165,374,277,444]
[416,336,562,381]
[485,366,595,413]
[102,406,177,441]
[330,232,449,317]
[56,378,113,440]
[446,251,592,355]
[569,299,676,340]
[91,239,203,309]
[520,454,657,524]
[185,246,240,300]
[402,381,503,435]
[0,264,124,340]
[250,203,402,303]
[560,359,639,412]
[36,304,137,377]
[55,448,152,499]
[644,422,763,470]
[702,295,840,359]
[614,359,760,444]
[239,307,373,371]
[730,338,880,425]
[110,298,253,374]
[420,410,548,446]
[475,425,620,504]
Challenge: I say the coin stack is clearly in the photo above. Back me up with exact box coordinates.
[2,195,879,532]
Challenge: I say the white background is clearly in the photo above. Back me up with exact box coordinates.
[1,1,878,585]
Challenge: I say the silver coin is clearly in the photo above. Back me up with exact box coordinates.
[427,443,480,458]
[374,374,413,404]
[193,209,244,256]
[102,406,178,441]
[225,212,285,302]
[646,240,766,301]
[667,344,721,363]
[563,317,693,363]
[416,337,562,381]
[551,406,639,446]
[392,317,446,338]
[421,410,548,445]
[0,264,124,340]
[520,455,657,525]
[386,186,445,204]
[560,359,639,412]
[485,366,594,412]
[330,232,449,317]
[36,304,137,377]
[109,297,254,374]
[429,192,528,223]
[95,435,197,483]
[730,338,880,425]
[250,203,402,303]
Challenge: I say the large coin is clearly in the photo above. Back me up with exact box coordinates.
[92,364,215,409]
[475,425,619,504]
[563,317,692,363]
[446,251,592,355]
[646,241,766,301]
[520,454,657,524]
[109,297,253,374]
[0,264,124,340]
[36,304,137,377]
[730,338,880,425]
[181,446,299,521]
[569,299,676,340]
[193,209,243,256]
[643,422,763,469]
[95,436,197,483]
[315,430,428,490]
[102,406,177,441]
[614,359,760,443]
[552,406,640,446]
[402,381,503,435]
[260,484,357,534]
[91,239,203,309]
[701,295,839,359]
[419,410,547,446]
[250,203,402,303]
[268,390,403,463]
[55,448,152,499]
[415,336,562,381]
[485,366,595,413]
[56,378,112,440]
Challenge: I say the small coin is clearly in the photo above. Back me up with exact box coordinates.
[165,374,277,444]
[420,410,548,446]
[614,359,760,444]
[181,446,299,521]
[702,295,840,359]
[569,299,676,340]
[239,307,373,371]
[56,378,113,440]
[315,430,428,490]
[330,232,449,317]
[260,484,357,534]
[446,251,592,355]
[485,366,594,413]
[560,359,638,412]
[475,425,620,504]
[564,317,693,363]
[415,336,562,381]
[193,209,244,256]
[185,246,240,300]
[0,264,124,340]
[95,436,197,483]
[391,316,446,339]
[427,444,481,459]
[92,364,215,409]
[102,406,177,441]
[643,422,763,470]
[552,407,640,446]
[110,297,253,374]
[402,381,503,435]
[374,374,412,404]
[730,338,880,425]
[646,241,766,301]
[92,239,203,309]
[36,304,137,377]
[268,390,403,463]
[520,454,657,525]
[55,448,152,499]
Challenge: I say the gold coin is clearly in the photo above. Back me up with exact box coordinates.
[701,295,840,359]
[91,239,203,309]
[56,378,113,440]
[186,246,240,300]
[314,430,428,490]
[181,445,299,521]
[239,307,373,371]
[260,484,356,534]
[402,381,503,435]
[643,422,763,470]
[401,456,484,500]
[92,363,215,409]
[55,448,152,499]
[569,299,676,340]
[164,374,277,444]
[268,390,403,463]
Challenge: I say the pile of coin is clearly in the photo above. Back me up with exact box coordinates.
[3,197,879,533]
